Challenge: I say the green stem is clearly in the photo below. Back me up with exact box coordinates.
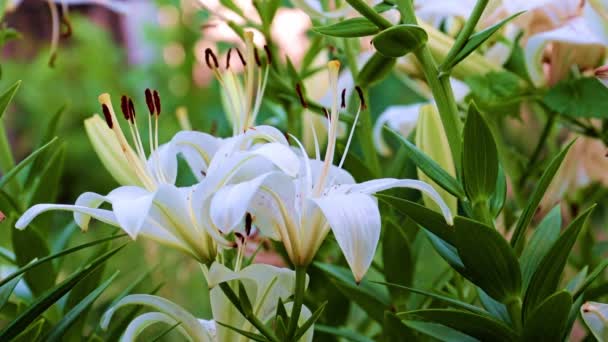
[287,265,307,340]
[440,0,489,71]
[356,88,381,176]
[344,0,391,29]
[343,38,360,80]
[506,298,523,333]
[518,112,556,187]
[472,200,493,226]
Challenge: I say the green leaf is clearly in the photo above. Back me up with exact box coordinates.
[453,217,521,303]
[519,206,561,291]
[377,195,455,245]
[543,77,608,118]
[572,259,608,300]
[0,244,126,340]
[294,301,327,340]
[522,291,572,341]
[386,128,466,199]
[357,52,396,87]
[44,272,119,342]
[12,226,57,297]
[315,324,374,342]
[443,12,524,70]
[314,262,390,322]
[12,318,45,342]
[0,80,20,119]
[523,206,594,320]
[378,281,488,316]
[150,321,182,342]
[462,104,498,203]
[382,220,413,306]
[383,312,418,341]
[398,309,517,342]
[464,71,527,115]
[27,142,66,205]
[372,24,428,58]
[489,165,507,217]
[402,321,478,342]
[0,234,127,289]
[215,321,267,342]
[0,137,58,190]
[510,141,575,252]
[478,288,511,324]
[0,274,23,310]
[313,17,380,37]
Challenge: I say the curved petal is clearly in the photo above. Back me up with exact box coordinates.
[101,294,209,341]
[15,204,117,231]
[250,143,300,177]
[373,104,422,156]
[346,178,454,225]
[169,131,221,181]
[147,143,178,185]
[107,187,156,239]
[120,312,194,342]
[312,194,381,282]
[73,192,111,230]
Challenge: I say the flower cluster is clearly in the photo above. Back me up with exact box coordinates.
[14,30,452,341]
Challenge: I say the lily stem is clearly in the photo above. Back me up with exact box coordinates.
[506,298,523,333]
[287,265,307,340]
[519,111,556,188]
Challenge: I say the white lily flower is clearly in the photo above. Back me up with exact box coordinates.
[207,262,313,342]
[210,61,453,282]
[581,301,608,341]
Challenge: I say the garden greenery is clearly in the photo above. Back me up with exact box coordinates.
[1,0,608,341]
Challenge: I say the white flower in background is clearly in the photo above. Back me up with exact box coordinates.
[524,0,608,86]
[209,61,453,282]
[581,301,608,341]
[372,78,469,157]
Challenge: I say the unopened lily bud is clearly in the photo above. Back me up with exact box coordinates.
[415,104,458,215]
[84,115,143,187]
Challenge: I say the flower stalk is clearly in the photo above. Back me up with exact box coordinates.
[286,265,307,340]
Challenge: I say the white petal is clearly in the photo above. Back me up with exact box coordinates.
[373,104,422,156]
[312,194,381,282]
[250,143,300,177]
[55,0,128,12]
[73,192,112,230]
[581,301,608,341]
[16,204,117,231]
[347,178,454,225]
[120,312,194,342]
[101,294,209,341]
[147,143,178,185]
[169,131,221,181]
[584,1,608,44]
[107,187,156,239]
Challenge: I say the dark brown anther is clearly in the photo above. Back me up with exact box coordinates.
[235,48,246,66]
[253,48,262,67]
[102,104,113,128]
[200,170,207,177]
[341,88,346,108]
[204,48,219,69]
[120,95,130,120]
[355,86,366,110]
[153,90,161,115]
[322,108,330,119]
[295,83,307,108]
[235,232,245,244]
[245,213,253,236]
[226,48,232,69]
[263,45,272,65]
[128,98,136,123]
[145,88,155,115]
[283,131,290,142]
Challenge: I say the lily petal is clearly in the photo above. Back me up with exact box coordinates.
[15,203,117,231]
[121,312,194,342]
[312,194,381,282]
[168,131,221,181]
[107,186,155,239]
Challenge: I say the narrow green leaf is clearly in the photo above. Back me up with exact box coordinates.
[12,226,57,297]
[12,318,45,342]
[510,141,575,251]
[0,137,57,190]
[215,321,267,342]
[462,104,498,202]
[401,320,478,342]
[489,165,507,217]
[238,281,253,315]
[382,220,413,306]
[314,262,390,322]
[387,128,466,199]
[478,288,511,324]
[443,12,524,70]
[27,143,66,205]
[453,216,521,303]
[294,301,327,340]
[377,281,488,316]
[522,291,572,341]
[398,309,517,342]
[0,234,127,289]
[0,244,126,340]
[0,273,23,309]
[150,321,182,342]
[315,324,374,342]
[44,272,119,342]
[313,17,380,37]
[519,206,561,291]
[0,80,20,119]
[523,206,594,320]
[572,260,608,300]
[372,24,428,57]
